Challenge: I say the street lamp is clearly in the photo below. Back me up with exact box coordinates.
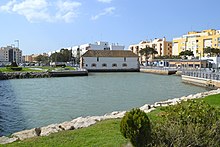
[14,40,19,49]
[198,51,202,77]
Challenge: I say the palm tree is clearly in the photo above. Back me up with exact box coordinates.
[139,47,158,65]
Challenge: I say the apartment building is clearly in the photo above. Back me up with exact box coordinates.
[129,37,172,63]
[48,41,125,58]
[172,29,220,57]
[24,53,48,63]
[0,46,22,64]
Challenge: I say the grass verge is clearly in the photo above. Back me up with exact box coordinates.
[3,119,128,147]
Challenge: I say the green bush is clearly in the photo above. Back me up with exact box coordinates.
[10,67,22,71]
[11,61,18,67]
[152,100,220,146]
[120,108,151,147]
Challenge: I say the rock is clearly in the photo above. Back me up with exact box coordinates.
[0,136,18,144]
[89,116,105,122]
[144,108,156,113]
[58,121,75,130]
[71,116,97,129]
[104,111,126,119]
[40,124,63,136]
[12,128,41,140]
[140,104,151,111]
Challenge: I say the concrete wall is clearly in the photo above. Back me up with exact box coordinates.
[182,75,220,88]
[140,68,177,75]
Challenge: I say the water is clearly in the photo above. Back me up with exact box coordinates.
[0,72,207,136]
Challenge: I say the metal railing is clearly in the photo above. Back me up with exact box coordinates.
[140,66,178,71]
[182,70,220,81]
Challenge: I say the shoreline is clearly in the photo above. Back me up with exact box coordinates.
[1,88,220,144]
[0,70,88,80]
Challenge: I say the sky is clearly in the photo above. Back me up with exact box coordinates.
[0,0,220,55]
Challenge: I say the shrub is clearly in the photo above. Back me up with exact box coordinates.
[120,108,151,147]
[152,100,220,146]
[10,67,22,71]
[11,62,18,67]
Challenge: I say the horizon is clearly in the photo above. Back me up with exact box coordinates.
[0,0,219,55]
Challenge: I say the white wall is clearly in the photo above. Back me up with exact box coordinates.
[83,57,139,70]
[204,39,212,48]
[110,45,125,50]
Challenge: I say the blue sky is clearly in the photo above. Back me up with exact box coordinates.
[0,0,220,55]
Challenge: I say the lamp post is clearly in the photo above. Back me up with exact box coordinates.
[198,51,202,77]
[14,40,19,49]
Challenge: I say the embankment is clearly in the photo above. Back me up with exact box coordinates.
[140,68,177,75]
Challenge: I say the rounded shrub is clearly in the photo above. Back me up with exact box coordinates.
[120,108,151,147]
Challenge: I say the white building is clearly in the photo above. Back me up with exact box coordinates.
[81,50,139,72]
[201,56,220,68]
[0,46,22,64]
[48,41,125,59]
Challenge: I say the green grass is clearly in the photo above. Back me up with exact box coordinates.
[0,66,76,73]
[0,67,42,72]
[2,94,220,147]
[3,119,128,147]
[203,93,220,108]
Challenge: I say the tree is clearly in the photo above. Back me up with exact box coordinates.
[35,55,49,64]
[139,47,158,63]
[204,47,220,57]
[179,50,194,56]
[50,49,72,62]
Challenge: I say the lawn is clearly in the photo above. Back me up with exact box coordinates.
[1,93,220,147]
[203,93,220,108]
[3,119,128,147]
[0,66,76,73]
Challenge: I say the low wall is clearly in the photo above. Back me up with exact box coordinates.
[0,72,50,80]
[140,68,177,75]
[182,75,220,88]
[1,88,220,144]
[87,68,140,72]
[49,71,88,77]
[0,71,88,80]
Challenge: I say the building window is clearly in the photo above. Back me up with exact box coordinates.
[102,63,107,67]
[122,63,127,67]
[112,63,117,67]
[86,64,88,67]
[97,57,99,62]
[91,63,96,67]
[124,57,126,62]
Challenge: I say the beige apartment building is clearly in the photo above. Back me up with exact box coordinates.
[24,53,48,63]
[129,37,172,63]
[173,29,220,57]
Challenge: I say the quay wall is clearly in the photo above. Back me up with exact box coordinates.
[182,75,220,88]
[140,68,177,75]
[0,71,88,80]
[0,72,50,80]
[1,88,220,144]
